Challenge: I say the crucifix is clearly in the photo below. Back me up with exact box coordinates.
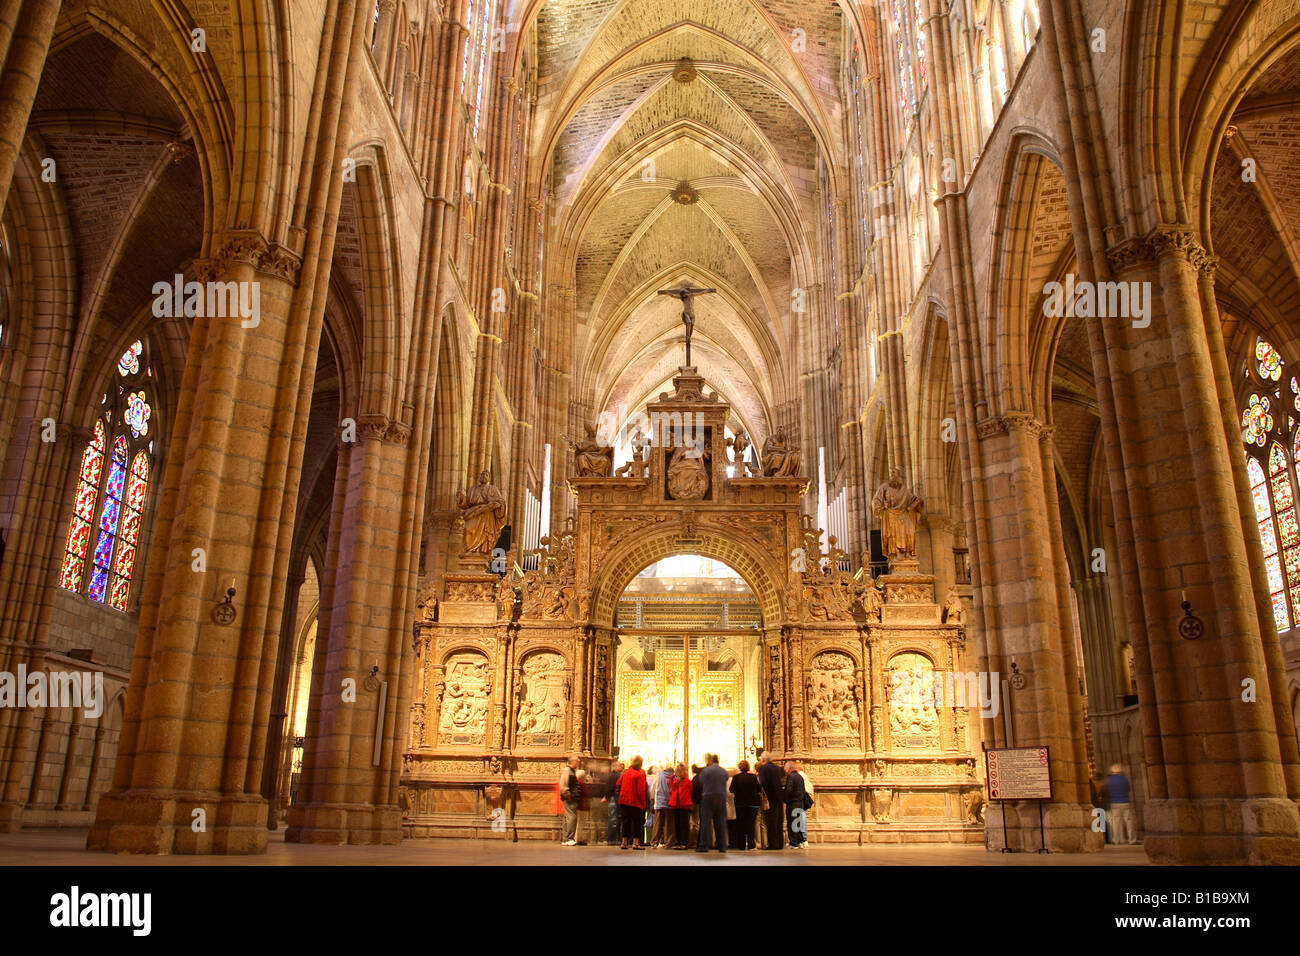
[656,285,717,367]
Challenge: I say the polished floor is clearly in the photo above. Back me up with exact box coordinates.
[0,828,1149,865]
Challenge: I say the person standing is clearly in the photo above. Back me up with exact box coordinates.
[782,759,808,848]
[668,762,693,849]
[558,756,582,846]
[695,753,729,853]
[757,752,784,851]
[575,769,592,844]
[604,762,624,845]
[690,762,704,845]
[651,763,675,847]
[617,755,648,849]
[729,759,761,850]
[1105,763,1137,845]
[644,765,657,846]
[1090,771,1110,845]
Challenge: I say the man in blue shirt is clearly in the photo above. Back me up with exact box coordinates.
[695,753,729,853]
[1104,763,1137,845]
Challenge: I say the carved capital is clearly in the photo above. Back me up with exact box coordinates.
[975,412,1047,441]
[210,229,303,284]
[1147,225,1205,264]
[1104,236,1152,274]
[356,413,411,446]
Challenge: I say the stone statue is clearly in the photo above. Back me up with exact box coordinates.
[943,585,963,624]
[857,576,883,620]
[872,467,925,558]
[497,582,516,621]
[761,427,802,477]
[667,443,710,499]
[614,432,648,477]
[457,470,506,554]
[567,422,613,477]
[656,284,717,366]
[728,431,752,476]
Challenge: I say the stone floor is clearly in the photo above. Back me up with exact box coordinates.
[0,829,1150,865]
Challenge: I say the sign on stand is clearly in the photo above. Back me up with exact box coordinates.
[984,746,1052,852]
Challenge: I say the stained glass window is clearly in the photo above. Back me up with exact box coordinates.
[58,339,154,609]
[1242,394,1273,446]
[893,0,917,133]
[117,340,142,377]
[59,420,106,591]
[1256,337,1283,381]
[124,390,150,438]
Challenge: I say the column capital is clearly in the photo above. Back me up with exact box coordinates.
[1105,225,1214,276]
[196,229,303,284]
[974,411,1049,441]
[356,413,412,446]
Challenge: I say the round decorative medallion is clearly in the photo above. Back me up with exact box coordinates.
[210,602,236,626]
[672,57,697,83]
[671,180,699,205]
[1010,672,1027,690]
[1178,612,1205,640]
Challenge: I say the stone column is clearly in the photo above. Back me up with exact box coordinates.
[969,412,1099,852]
[87,248,305,855]
[1095,229,1300,863]
[285,425,417,846]
[81,726,106,811]
[0,0,60,218]
[262,568,306,829]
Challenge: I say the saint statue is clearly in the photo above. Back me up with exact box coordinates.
[614,432,649,477]
[872,467,925,559]
[943,585,963,624]
[761,426,802,477]
[727,431,753,476]
[667,441,710,499]
[457,470,506,554]
[567,422,614,476]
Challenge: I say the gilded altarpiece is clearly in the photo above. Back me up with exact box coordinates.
[400,369,983,842]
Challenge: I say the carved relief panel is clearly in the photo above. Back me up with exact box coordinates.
[438,651,492,746]
[515,651,567,748]
[886,651,940,749]
[807,650,861,748]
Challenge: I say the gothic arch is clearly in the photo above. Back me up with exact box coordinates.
[347,146,407,419]
[986,133,1070,419]
[588,526,786,629]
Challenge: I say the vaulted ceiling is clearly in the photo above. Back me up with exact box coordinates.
[530,0,844,443]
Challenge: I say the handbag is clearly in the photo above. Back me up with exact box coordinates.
[802,792,814,811]
[759,789,770,811]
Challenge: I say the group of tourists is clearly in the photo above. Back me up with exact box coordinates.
[558,752,815,852]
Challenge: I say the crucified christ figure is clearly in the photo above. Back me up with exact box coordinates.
[656,285,717,367]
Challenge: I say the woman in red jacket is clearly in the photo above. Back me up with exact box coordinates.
[617,754,648,849]
[667,762,692,850]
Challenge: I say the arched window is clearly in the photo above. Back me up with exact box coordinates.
[892,0,919,135]
[1242,336,1300,632]
[461,0,499,144]
[59,339,155,611]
